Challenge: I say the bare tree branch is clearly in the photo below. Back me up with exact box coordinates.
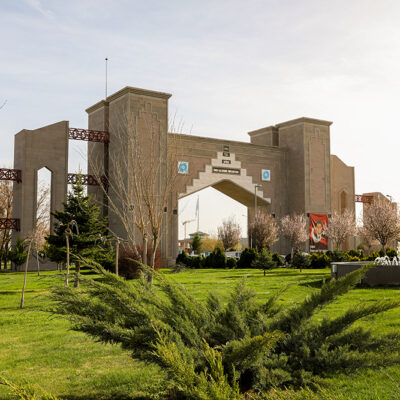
[362,199,400,254]
[324,210,356,250]
[248,210,279,250]
[280,213,308,259]
[89,107,183,284]
[217,216,241,251]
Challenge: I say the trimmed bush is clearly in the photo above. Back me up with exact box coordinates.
[367,251,380,261]
[190,256,204,269]
[237,248,257,268]
[348,249,363,258]
[379,248,398,258]
[226,257,237,269]
[204,248,226,268]
[292,252,311,270]
[310,252,330,268]
[326,250,350,262]
[272,252,283,267]
[176,251,191,266]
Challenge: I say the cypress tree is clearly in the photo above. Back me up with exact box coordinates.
[46,179,112,287]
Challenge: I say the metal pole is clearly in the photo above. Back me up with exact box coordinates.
[197,197,200,232]
[105,57,108,99]
[255,185,257,215]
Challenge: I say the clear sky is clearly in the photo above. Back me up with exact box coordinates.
[1,0,400,239]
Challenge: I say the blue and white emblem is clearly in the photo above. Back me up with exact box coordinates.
[261,169,270,181]
[178,161,189,174]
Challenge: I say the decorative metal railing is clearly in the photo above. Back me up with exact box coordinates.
[0,218,20,231]
[0,168,22,182]
[67,173,108,188]
[355,195,373,204]
[68,128,109,143]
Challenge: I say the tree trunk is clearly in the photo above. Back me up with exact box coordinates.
[65,235,70,287]
[74,261,80,288]
[36,248,40,276]
[383,243,387,256]
[147,238,157,286]
[142,235,148,266]
[291,246,294,263]
[20,242,32,309]
[115,240,119,276]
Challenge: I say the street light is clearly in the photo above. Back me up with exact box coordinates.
[254,184,262,215]
[250,184,263,248]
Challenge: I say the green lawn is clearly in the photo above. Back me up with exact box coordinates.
[1,268,400,399]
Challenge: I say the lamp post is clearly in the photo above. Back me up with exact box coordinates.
[254,184,262,215]
[250,184,263,248]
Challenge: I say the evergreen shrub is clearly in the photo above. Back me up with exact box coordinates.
[176,251,191,267]
[204,248,226,268]
[8,238,27,267]
[190,255,204,269]
[50,263,400,397]
[251,248,276,275]
[292,252,311,269]
[379,248,397,258]
[237,248,257,268]
[348,249,363,258]
[309,252,330,269]
[367,251,380,261]
[272,252,283,267]
[226,257,237,269]
[326,250,350,262]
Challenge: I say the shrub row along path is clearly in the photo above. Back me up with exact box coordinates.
[1,268,400,399]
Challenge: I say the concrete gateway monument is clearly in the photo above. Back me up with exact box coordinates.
[5,85,356,267]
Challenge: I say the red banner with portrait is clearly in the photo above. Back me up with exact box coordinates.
[309,213,328,251]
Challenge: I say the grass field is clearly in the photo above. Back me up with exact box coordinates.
[1,267,400,399]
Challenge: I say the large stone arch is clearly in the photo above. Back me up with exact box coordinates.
[178,150,271,208]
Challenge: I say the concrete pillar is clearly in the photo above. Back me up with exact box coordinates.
[86,87,172,266]
[12,121,69,270]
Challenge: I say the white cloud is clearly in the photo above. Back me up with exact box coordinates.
[23,0,53,17]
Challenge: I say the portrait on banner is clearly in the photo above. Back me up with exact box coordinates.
[309,213,328,251]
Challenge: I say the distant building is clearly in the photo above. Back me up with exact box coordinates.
[178,231,210,253]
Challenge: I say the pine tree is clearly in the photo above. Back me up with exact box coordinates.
[191,233,202,255]
[251,248,276,276]
[46,179,112,287]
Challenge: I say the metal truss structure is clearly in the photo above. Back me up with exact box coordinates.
[67,173,108,188]
[355,194,373,204]
[0,168,22,182]
[68,128,109,143]
[0,218,20,231]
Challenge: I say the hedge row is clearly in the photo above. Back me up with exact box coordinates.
[177,248,398,270]
[176,248,284,269]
